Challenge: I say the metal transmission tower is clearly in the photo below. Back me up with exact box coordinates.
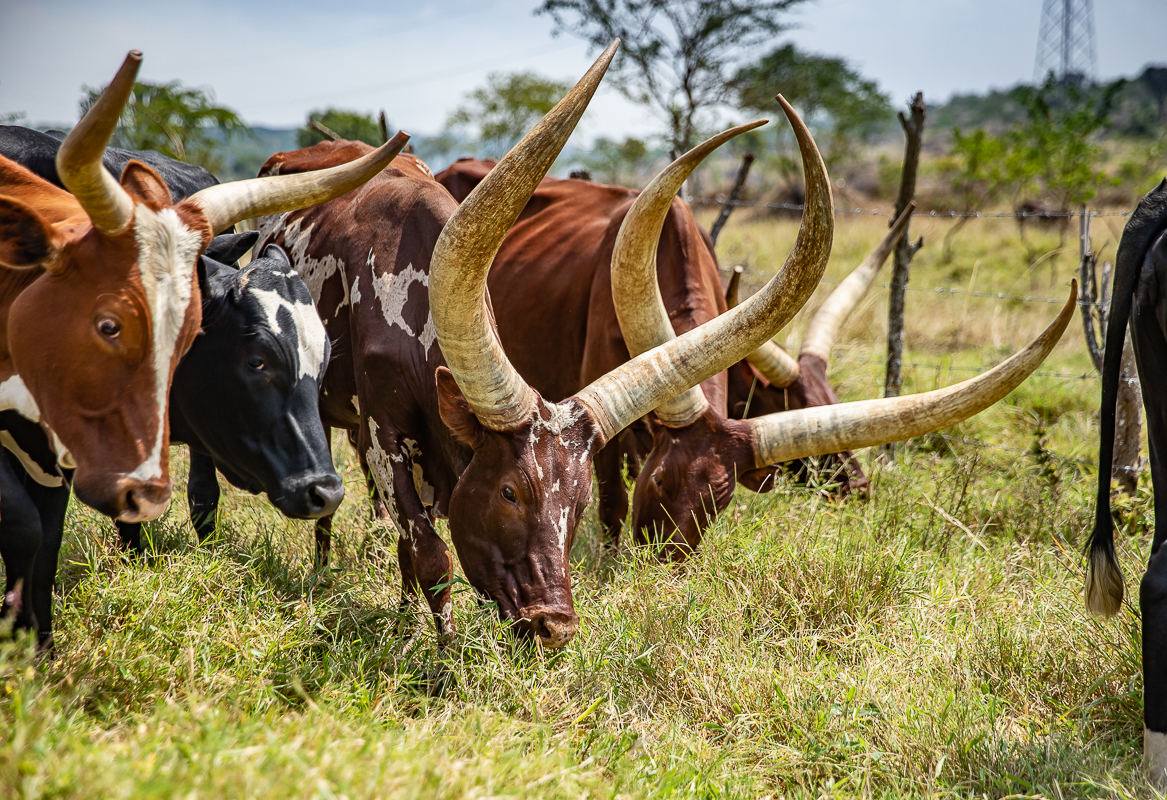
[1034,0,1098,83]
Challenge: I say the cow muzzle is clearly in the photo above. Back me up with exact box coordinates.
[112,476,173,522]
[271,471,345,520]
[523,607,579,648]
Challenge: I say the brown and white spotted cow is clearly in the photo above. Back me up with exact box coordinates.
[0,51,408,636]
[434,142,912,559]
[252,43,860,646]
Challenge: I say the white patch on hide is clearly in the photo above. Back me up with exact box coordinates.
[402,438,434,508]
[364,417,403,534]
[279,216,345,304]
[127,205,201,481]
[351,395,361,415]
[249,287,328,380]
[370,262,435,356]
[350,275,362,306]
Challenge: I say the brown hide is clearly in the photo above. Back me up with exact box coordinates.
[0,155,208,519]
[255,141,587,646]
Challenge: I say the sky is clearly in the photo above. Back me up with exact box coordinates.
[1,0,1164,144]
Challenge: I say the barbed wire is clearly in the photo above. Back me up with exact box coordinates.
[929,433,1145,475]
[724,265,1099,307]
[693,197,1133,219]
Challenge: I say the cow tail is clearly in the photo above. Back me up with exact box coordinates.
[1087,178,1167,617]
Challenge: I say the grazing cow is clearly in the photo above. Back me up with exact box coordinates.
[1085,180,1167,784]
[434,150,909,557]
[259,43,1071,647]
[255,43,842,645]
[0,50,406,640]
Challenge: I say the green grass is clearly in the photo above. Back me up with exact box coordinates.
[2,211,1160,798]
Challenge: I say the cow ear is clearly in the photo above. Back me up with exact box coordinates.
[0,197,64,271]
[436,366,487,449]
[196,254,229,304]
[260,243,292,270]
[120,160,171,210]
[204,231,260,267]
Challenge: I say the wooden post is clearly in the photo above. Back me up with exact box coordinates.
[882,93,926,459]
[710,153,755,246]
[378,110,389,144]
[1078,207,1142,493]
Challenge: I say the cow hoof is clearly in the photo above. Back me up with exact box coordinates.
[1145,727,1167,788]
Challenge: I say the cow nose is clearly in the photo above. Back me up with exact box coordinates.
[114,477,172,523]
[529,609,578,648]
[304,473,344,518]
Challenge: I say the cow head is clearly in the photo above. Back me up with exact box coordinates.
[0,52,408,520]
[429,43,833,646]
[170,233,343,519]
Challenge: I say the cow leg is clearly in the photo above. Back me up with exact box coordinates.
[0,450,42,637]
[312,426,335,569]
[187,450,221,543]
[27,474,72,651]
[348,427,388,521]
[358,417,454,638]
[595,440,629,551]
[114,521,142,553]
[1132,271,1167,785]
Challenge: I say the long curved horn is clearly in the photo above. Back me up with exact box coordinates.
[750,283,1076,466]
[800,203,914,362]
[723,265,801,387]
[429,40,619,431]
[576,95,833,444]
[56,51,140,235]
[611,119,767,426]
[187,131,410,236]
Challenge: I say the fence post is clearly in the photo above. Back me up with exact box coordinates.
[882,92,926,460]
[378,111,389,144]
[1078,207,1142,493]
[710,153,755,246]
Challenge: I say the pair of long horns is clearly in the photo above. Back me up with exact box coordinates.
[611,126,1074,464]
[724,204,915,388]
[430,41,835,445]
[57,52,409,237]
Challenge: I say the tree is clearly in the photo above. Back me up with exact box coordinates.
[80,81,248,174]
[1006,73,1125,211]
[734,43,892,172]
[937,128,1011,259]
[446,72,571,158]
[1140,65,1167,124]
[297,109,382,148]
[581,136,651,185]
[536,0,808,154]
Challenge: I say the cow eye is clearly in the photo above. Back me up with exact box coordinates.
[501,486,517,503]
[652,473,663,488]
[97,317,120,339]
[248,356,265,371]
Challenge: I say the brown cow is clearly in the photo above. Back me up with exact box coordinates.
[0,51,408,634]
[254,43,853,646]
[434,148,910,558]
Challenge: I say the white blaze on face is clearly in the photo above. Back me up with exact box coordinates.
[127,206,202,482]
[249,287,328,381]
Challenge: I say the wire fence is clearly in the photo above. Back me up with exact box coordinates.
[692,196,1134,219]
[707,199,1145,479]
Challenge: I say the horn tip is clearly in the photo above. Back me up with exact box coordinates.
[127,50,142,60]
[733,266,744,275]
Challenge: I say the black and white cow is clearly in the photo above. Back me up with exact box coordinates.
[0,130,344,646]
[1086,179,1167,783]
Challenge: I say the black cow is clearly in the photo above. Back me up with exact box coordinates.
[0,125,219,203]
[0,131,344,646]
[1086,179,1167,783]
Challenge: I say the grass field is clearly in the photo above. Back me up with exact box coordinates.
[2,208,1159,798]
